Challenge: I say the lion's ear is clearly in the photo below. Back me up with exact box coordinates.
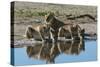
[48,12,52,14]
[45,15,47,18]
[51,12,55,15]
[45,12,48,18]
[48,12,54,15]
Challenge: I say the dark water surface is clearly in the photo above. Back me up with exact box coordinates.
[11,40,97,66]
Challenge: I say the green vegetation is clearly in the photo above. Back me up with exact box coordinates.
[15,9,52,18]
[14,2,97,22]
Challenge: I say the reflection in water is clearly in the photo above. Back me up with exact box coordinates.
[26,40,85,64]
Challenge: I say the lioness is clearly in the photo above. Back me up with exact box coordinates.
[45,12,71,42]
[58,24,85,40]
[25,23,51,42]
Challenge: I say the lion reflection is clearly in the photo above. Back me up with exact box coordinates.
[26,40,85,64]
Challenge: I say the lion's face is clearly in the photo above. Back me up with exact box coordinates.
[45,12,55,22]
[43,24,51,32]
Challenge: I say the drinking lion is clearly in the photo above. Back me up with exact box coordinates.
[45,12,72,41]
[25,23,51,42]
[58,24,85,40]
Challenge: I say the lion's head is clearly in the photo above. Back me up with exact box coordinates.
[45,12,55,22]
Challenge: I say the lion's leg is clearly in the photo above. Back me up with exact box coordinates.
[48,30,51,40]
[70,31,74,40]
[50,31,55,42]
[78,29,83,40]
[68,27,74,40]
[54,36,58,42]
[50,30,55,42]
[39,32,45,42]
[54,30,59,42]
[50,30,53,40]
[50,30,58,42]
[81,29,85,39]
[58,27,62,39]
[58,27,66,40]
[77,25,84,40]
[39,29,47,42]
